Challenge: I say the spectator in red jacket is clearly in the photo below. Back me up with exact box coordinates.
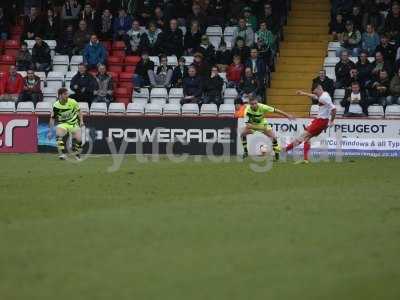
[0,66,24,102]
[227,55,245,88]
[18,69,43,104]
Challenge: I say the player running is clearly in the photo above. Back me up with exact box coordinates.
[48,88,84,160]
[242,96,294,159]
[283,84,336,164]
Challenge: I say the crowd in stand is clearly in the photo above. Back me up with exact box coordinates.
[0,0,288,109]
[325,0,400,116]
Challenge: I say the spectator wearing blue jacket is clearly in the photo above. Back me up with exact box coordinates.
[113,8,133,40]
[83,35,107,70]
[245,48,268,84]
[361,24,380,56]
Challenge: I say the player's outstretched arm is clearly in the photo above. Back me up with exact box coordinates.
[275,108,295,121]
[296,90,318,101]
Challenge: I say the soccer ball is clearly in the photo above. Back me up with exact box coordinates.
[259,144,269,156]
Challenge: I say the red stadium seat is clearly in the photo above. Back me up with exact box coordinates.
[10,26,23,35]
[108,56,123,64]
[0,55,16,64]
[114,87,132,107]
[101,41,112,52]
[5,40,20,49]
[0,64,12,72]
[119,72,133,82]
[124,56,141,66]
[4,49,18,57]
[112,41,125,50]
[118,82,133,90]
[108,65,123,73]
[111,50,126,58]
[124,65,136,73]
[107,71,119,81]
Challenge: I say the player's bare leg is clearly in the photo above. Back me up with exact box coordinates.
[55,127,68,160]
[285,131,312,164]
[241,125,253,158]
[72,128,83,161]
[264,129,280,160]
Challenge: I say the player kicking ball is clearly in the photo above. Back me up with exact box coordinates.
[48,88,84,160]
[283,85,336,164]
[242,96,294,159]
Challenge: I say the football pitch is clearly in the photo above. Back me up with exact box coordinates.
[1,154,399,300]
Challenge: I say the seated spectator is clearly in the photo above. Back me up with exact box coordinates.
[341,82,368,116]
[56,24,75,57]
[181,65,203,105]
[349,5,363,32]
[193,52,210,78]
[93,64,113,106]
[187,3,207,31]
[83,34,107,70]
[184,20,202,55]
[228,0,246,25]
[227,55,245,88]
[231,37,250,65]
[245,48,267,84]
[335,50,356,88]
[153,6,166,29]
[238,67,260,101]
[171,56,188,88]
[243,6,257,32]
[356,51,373,87]
[344,68,364,91]
[0,8,9,40]
[330,12,345,42]
[375,34,396,63]
[98,9,113,40]
[158,19,184,57]
[371,51,392,79]
[149,55,173,88]
[16,42,33,71]
[0,66,24,102]
[41,9,60,40]
[384,3,400,38]
[255,20,276,60]
[22,7,41,40]
[261,2,279,34]
[142,21,162,56]
[70,63,96,104]
[312,70,335,99]
[361,24,380,56]
[73,20,92,55]
[132,51,155,89]
[123,20,146,55]
[18,69,43,104]
[80,3,100,33]
[196,35,216,66]
[203,66,224,106]
[233,17,254,47]
[389,68,400,105]
[337,20,361,57]
[367,69,391,107]
[32,36,51,72]
[113,8,132,40]
[215,41,232,72]
[61,0,81,24]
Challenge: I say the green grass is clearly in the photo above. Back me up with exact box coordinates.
[0,154,399,300]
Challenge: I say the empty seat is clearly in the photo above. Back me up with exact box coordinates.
[24,39,35,49]
[181,103,199,116]
[145,103,163,115]
[90,102,107,115]
[335,104,344,116]
[324,57,340,67]
[385,104,400,118]
[44,40,57,50]
[17,71,27,78]
[42,87,58,102]
[169,88,183,98]
[47,71,64,89]
[200,103,218,116]
[53,65,68,73]
[53,55,69,65]
[223,98,235,105]
[0,101,15,113]
[167,56,178,66]
[133,97,148,105]
[325,66,336,81]
[224,26,236,36]
[179,26,187,36]
[168,97,182,105]
[209,36,221,48]
[368,105,384,118]
[334,89,345,100]
[224,88,238,99]
[347,104,363,114]
[35,102,53,114]
[133,88,149,99]
[150,98,166,106]
[149,56,160,66]
[126,102,145,115]
[163,103,181,116]
[349,57,358,63]
[76,102,89,115]
[206,26,223,36]
[218,104,235,117]
[108,102,126,115]
[310,105,319,117]
[65,71,76,81]
[16,101,34,113]
[70,55,83,65]
[182,56,194,65]
[150,87,168,98]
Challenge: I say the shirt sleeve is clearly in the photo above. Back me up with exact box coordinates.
[260,104,275,113]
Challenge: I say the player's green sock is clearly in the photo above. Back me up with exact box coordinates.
[272,139,280,160]
[242,136,248,156]
[56,136,65,153]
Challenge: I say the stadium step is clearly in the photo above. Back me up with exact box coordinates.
[268,0,330,116]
